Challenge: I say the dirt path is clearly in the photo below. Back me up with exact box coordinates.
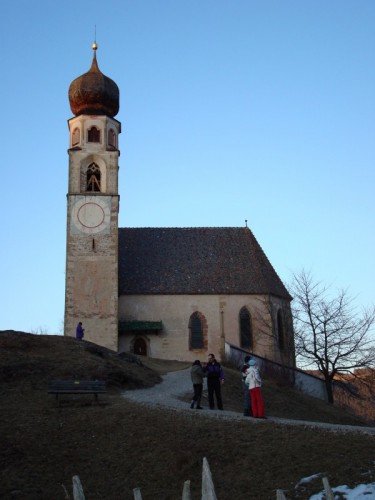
[122,368,375,435]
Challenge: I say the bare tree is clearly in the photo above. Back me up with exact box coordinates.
[290,270,375,403]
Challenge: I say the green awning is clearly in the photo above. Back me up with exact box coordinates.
[119,320,162,332]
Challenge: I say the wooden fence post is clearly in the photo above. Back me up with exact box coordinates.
[72,475,85,500]
[276,489,287,499]
[201,457,217,500]
[182,479,191,500]
[133,487,143,499]
[322,477,334,500]
[61,483,70,499]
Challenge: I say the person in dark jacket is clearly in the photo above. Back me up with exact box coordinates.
[241,355,252,416]
[203,353,224,410]
[190,360,206,409]
[76,322,84,340]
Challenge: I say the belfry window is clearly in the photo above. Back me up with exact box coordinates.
[239,307,253,350]
[86,163,101,192]
[108,128,116,149]
[88,126,100,143]
[72,127,80,147]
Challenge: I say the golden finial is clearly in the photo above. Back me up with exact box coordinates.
[92,25,98,51]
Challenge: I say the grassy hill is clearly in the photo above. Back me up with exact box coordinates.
[0,331,374,499]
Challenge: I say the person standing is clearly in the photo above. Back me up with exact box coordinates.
[76,322,84,340]
[241,355,252,416]
[204,353,224,410]
[245,359,265,418]
[190,360,206,409]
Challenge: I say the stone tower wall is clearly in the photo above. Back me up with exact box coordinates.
[64,115,120,351]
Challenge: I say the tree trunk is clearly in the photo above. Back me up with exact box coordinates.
[324,377,334,404]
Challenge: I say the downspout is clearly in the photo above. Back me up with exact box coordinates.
[219,307,225,360]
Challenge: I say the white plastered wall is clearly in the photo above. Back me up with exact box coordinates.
[118,294,283,362]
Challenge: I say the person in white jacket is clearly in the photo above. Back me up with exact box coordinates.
[245,359,266,418]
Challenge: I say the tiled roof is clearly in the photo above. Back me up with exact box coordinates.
[118,227,291,299]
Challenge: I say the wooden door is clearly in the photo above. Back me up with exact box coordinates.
[134,337,147,356]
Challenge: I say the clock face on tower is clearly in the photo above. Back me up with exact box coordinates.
[70,195,111,234]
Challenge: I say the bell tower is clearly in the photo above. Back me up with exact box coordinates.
[64,44,121,350]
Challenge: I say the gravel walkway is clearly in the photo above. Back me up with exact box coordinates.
[122,368,375,435]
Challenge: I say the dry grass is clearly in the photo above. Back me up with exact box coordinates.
[0,331,374,500]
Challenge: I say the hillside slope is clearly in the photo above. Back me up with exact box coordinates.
[0,331,374,500]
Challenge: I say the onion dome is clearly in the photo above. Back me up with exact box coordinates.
[69,44,119,117]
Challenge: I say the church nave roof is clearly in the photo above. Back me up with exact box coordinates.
[118,226,291,299]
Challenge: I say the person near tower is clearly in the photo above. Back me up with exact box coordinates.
[76,322,84,341]
[204,353,225,410]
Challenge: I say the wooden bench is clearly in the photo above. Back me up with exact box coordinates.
[48,380,107,404]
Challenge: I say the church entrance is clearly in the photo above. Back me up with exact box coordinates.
[133,337,147,356]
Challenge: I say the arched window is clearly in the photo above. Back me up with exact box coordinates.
[72,127,80,147]
[86,163,101,192]
[108,128,116,149]
[239,307,253,350]
[188,312,208,350]
[190,313,203,349]
[88,126,100,143]
[277,310,284,350]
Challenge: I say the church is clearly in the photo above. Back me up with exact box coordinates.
[64,45,295,366]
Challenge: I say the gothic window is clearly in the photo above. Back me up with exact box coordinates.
[108,128,116,149]
[190,314,203,349]
[88,126,100,143]
[277,310,285,350]
[86,163,101,192]
[239,307,253,350]
[189,312,207,350]
[72,127,80,146]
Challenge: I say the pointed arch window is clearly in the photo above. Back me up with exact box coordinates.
[108,128,116,149]
[190,313,203,349]
[72,127,80,147]
[86,163,101,192]
[239,307,253,350]
[88,126,100,143]
[277,310,285,350]
[189,312,208,351]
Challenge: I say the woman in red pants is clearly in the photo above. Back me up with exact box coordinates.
[245,359,266,418]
